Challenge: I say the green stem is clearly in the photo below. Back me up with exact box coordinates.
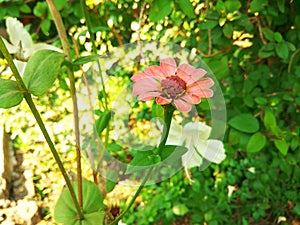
[80,0,109,110]
[108,104,175,225]
[157,105,175,155]
[46,0,83,210]
[0,37,84,219]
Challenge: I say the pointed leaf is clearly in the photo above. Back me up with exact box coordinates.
[178,0,195,19]
[149,0,172,22]
[246,132,266,153]
[23,49,64,96]
[73,55,101,65]
[95,110,112,135]
[0,79,23,108]
[274,139,289,156]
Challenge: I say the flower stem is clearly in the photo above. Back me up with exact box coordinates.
[108,104,175,225]
[46,0,83,210]
[0,37,84,219]
[157,104,175,155]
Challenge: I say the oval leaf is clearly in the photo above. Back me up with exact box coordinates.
[54,180,105,225]
[178,0,195,19]
[274,139,289,156]
[23,49,64,96]
[228,113,259,133]
[246,132,266,153]
[0,79,23,108]
[96,110,112,135]
[149,0,172,22]
[276,42,289,59]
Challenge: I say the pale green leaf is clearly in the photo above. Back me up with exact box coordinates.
[23,49,64,96]
[0,79,23,109]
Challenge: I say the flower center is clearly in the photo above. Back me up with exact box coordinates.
[161,75,187,99]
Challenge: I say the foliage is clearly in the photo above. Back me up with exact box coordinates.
[0,0,300,224]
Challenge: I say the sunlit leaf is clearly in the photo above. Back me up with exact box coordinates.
[0,79,23,109]
[149,0,172,22]
[54,180,105,225]
[23,49,64,96]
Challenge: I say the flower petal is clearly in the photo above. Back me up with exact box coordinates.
[137,92,161,101]
[188,78,214,98]
[182,122,211,141]
[32,43,62,54]
[173,98,192,112]
[177,64,207,85]
[160,58,177,75]
[1,37,18,54]
[6,17,33,50]
[131,72,147,82]
[180,94,201,105]
[132,77,160,95]
[165,119,183,146]
[156,96,172,105]
[182,146,204,169]
[144,65,166,78]
[197,139,226,164]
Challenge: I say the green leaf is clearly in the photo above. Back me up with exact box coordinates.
[20,4,32,13]
[258,43,276,59]
[274,139,289,156]
[262,28,274,41]
[276,42,289,59]
[228,113,259,133]
[160,145,188,163]
[95,110,111,135]
[264,108,276,129]
[274,32,283,42]
[246,132,266,153]
[73,55,101,65]
[54,0,67,10]
[224,0,241,12]
[178,0,195,19]
[23,50,64,96]
[126,148,161,174]
[223,23,233,38]
[250,0,267,12]
[152,102,164,119]
[206,56,229,80]
[106,169,118,193]
[277,0,285,13]
[33,2,48,17]
[41,18,51,35]
[149,0,172,22]
[54,180,105,225]
[173,203,189,216]
[0,79,23,109]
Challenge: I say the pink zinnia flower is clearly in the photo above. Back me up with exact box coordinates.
[131,58,214,112]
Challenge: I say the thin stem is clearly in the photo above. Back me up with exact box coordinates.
[80,0,109,110]
[108,104,175,225]
[46,0,83,209]
[108,168,153,225]
[0,37,83,219]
